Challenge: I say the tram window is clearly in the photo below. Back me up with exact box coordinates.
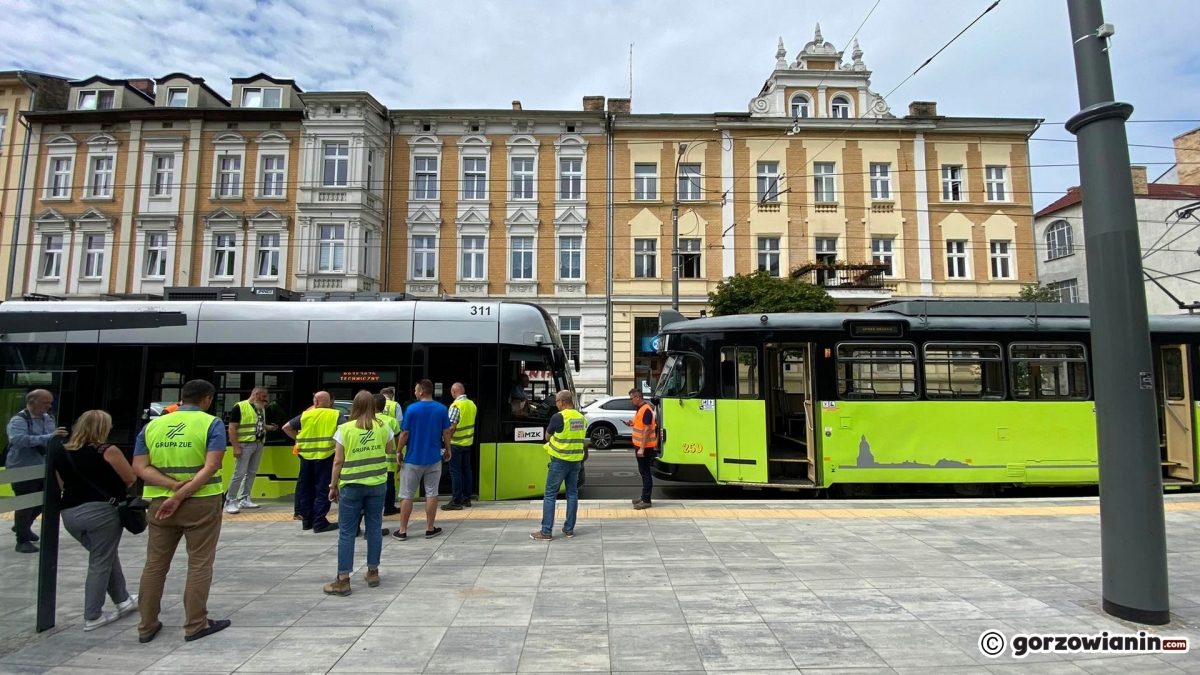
[719,348,737,399]
[657,353,704,398]
[504,348,556,421]
[1009,343,1089,400]
[1163,348,1185,401]
[836,343,918,399]
[737,347,759,399]
[923,343,1004,400]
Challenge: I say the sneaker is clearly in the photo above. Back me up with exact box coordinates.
[633,501,651,510]
[383,507,400,516]
[238,498,261,510]
[364,568,380,588]
[83,610,120,632]
[323,577,352,597]
[15,541,37,554]
[313,522,337,534]
[562,529,575,538]
[27,532,39,543]
[184,618,231,642]
[425,527,443,539]
[392,531,407,541]
[225,501,240,514]
[115,594,138,619]
[441,501,463,511]
[463,499,473,508]
[529,531,553,541]
[293,514,303,521]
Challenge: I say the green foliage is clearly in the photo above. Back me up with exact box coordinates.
[1016,282,1060,302]
[708,270,837,317]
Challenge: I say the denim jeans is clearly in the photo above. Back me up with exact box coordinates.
[297,456,334,528]
[540,457,581,536]
[448,444,473,503]
[337,482,385,575]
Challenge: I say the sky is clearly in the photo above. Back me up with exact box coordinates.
[2,0,1198,210]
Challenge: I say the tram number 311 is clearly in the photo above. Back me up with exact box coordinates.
[681,443,704,454]
[470,306,492,316]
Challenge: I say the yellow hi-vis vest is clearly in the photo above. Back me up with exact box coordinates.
[296,408,340,460]
[143,410,224,499]
[449,397,477,446]
[336,419,389,487]
[376,413,402,471]
[233,400,261,444]
[545,408,586,462]
[384,399,399,419]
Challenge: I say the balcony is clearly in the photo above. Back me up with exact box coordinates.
[791,262,892,289]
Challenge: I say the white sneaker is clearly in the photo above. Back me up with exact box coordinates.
[225,501,240,514]
[83,610,119,632]
[116,595,138,619]
[238,498,261,509]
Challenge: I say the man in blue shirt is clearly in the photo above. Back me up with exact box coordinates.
[6,389,66,553]
[393,379,451,540]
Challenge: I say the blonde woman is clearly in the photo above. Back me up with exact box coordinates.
[324,390,395,596]
[48,410,138,631]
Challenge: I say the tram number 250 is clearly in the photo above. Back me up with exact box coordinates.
[470,305,492,316]
[681,443,704,454]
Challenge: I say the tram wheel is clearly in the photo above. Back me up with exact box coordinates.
[952,483,993,497]
[837,483,874,498]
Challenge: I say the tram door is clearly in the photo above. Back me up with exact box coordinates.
[766,344,816,484]
[1157,345,1195,481]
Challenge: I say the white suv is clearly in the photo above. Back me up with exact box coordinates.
[581,395,638,450]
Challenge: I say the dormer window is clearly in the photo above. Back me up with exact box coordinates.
[167,88,189,107]
[566,125,576,133]
[471,125,480,133]
[78,90,114,110]
[242,87,281,108]
[790,94,810,119]
[422,124,431,132]
[831,95,851,119]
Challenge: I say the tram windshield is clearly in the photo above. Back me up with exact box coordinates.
[503,344,572,423]
[656,352,703,398]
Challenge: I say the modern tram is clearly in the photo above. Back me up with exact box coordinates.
[651,300,1200,495]
[0,299,581,501]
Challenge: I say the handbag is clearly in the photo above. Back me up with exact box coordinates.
[65,444,149,535]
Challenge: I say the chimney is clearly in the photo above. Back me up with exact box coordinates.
[907,101,938,117]
[127,78,156,98]
[607,97,631,114]
[1131,166,1148,195]
[582,95,605,112]
[1175,127,1200,186]
[511,100,522,110]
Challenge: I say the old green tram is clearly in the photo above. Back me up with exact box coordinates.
[651,301,1200,494]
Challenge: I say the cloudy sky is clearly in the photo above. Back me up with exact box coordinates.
[3,0,1197,209]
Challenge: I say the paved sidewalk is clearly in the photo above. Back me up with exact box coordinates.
[1,495,1200,673]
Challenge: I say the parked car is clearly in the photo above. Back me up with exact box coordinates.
[581,395,639,450]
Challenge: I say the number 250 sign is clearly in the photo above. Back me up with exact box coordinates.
[682,443,704,454]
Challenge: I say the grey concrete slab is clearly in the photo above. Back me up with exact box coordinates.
[236,626,365,672]
[293,595,393,627]
[664,562,737,586]
[330,626,446,673]
[226,592,323,627]
[538,564,605,589]
[769,621,889,669]
[606,588,686,625]
[675,586,763,623]
[742,583,834,622]
[608,623,704,672]
[530,589,606,626]
[374,587,467,627]
[813,589,917,622]
[451,588,536,627]
[423,626,527,672]
[518,625,610,672]
[475,565,543,588]
[848,620,980,668]
[141,626,283,673]
[688,623,796,671]
[603,564,671,588]
[726,563,802,585]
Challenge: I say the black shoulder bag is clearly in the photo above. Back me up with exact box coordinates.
[64,444,150,535]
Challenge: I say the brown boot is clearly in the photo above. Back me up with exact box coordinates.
[365,568,381,588]
[323,576,351,596]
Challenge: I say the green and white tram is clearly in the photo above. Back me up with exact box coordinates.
[0,299,581,501]
[651,300,1200,494]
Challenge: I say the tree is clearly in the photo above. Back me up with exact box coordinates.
[708,270,836,317]
[1016,282,1060,302]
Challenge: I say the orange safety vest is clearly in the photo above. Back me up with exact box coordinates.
[632,402,658,450]
[292,404,314,455]
[164,404,180,414]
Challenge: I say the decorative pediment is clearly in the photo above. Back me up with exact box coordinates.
[134,215,179,230]
[249,207,287,223]
[34,208,70,226]
[86,133,119,149]
[212,132,246,145]
[506,134,539,149]
[554,134,588,151]
[46,135,78,147]
[554,206,588,230]
[410,134,442,148]
[457,133,491,148]
[505,207,538,225]
[73,208,115,230]
[255,131,289,145]
[407,205,442,225]
[203,207,243,228]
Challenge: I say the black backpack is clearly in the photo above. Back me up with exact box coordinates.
[0,409,33,466]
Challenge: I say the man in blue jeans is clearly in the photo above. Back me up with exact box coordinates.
[531,390,586,540]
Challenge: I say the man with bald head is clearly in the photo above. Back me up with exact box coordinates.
[6,389,66,553]
[283,392,344,533]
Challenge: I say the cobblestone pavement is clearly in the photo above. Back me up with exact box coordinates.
[1,495,1200,673]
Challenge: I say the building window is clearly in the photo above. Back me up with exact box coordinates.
[463,157,487,200]
[410,236,435,279]
[831,95,851,119]
[511,236,534,280]
[361,230,374,278]
[167,88,189,107]
[942,165,964,202]
[813,162,836,202]
[1049,279,1080,304]
[869,163,891,200]
[816,237,837,285]
[366,149,376,192]
[217,155,242,196]
[634,316,662,392]
[78,90,114,110]
[414,157,438,200]
[790,94,810,119]
[79,233,105,279]
[559,158,582,200]
[461,236,485,281]
[212,233,237,278]
[680,238,702,279]
[318,225,346,273]
[634,239,657,278]
[0,112,7,148]
[985,166,1008,201]
[152,155,174,196]
[256,233,280,278]
[90,156,114,197]
[989,240,1012,279]
[144,233,168,279]
[946,240,968,279]
[757,162,780,203]
[40,235,63,279]
[242,87,281,108]
[678,163,701,201]
[634,163,657,200]
[559,316,581,362]
[323,142,348,187]
[871,237,894,276]
[758,237,781,277]
[1045,220,1074,260]
[261,156,285,196]
[49,158,72,198]
[559,236,582,280]
[510,157,534,200]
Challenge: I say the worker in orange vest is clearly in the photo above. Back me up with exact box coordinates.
[629,388,658,510]
[163,402,181,414]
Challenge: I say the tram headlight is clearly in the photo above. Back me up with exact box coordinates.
[760,315,768,324]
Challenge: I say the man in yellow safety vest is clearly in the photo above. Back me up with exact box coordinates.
[283,391,344,533]
[442,382,476,511]
[530,390,586,540]
[379,386,403,515]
